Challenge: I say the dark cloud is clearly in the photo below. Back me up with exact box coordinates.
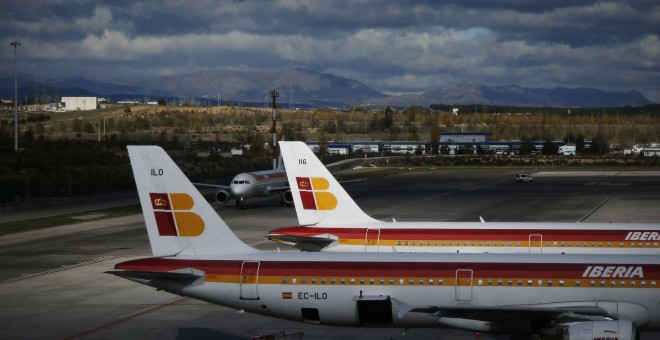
[1,0,658,101]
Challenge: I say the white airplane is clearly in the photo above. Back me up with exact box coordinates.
[109,145,660,339]
[269,141,660,254]
[195,156,291,209]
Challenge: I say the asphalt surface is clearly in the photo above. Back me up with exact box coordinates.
[1,170,659,339]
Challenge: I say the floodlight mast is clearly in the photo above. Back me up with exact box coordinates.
[270,89,279,170]
[10,41,20,152]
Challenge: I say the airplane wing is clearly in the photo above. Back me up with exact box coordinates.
[406,304,610,331]
[266,233,338,251]
[267,185,290,193]
[193,183,229,190]
[106,268,204,281]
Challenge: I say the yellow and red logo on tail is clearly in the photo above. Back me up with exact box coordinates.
[150,193,205,237]
[296,177,337,210]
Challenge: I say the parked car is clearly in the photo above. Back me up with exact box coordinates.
[515,174,534,182]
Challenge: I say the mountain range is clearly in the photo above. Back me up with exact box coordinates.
[0,69,654,107]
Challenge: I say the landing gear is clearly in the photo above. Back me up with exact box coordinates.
[236,198,246,209]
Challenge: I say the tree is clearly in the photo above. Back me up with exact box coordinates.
[542,139,558,155]
[383,106,394,129]
[519,138,536,155]
[589,134,608,155]
[157,98,167,106]
[249,133,265,155]
[575,134,585,153]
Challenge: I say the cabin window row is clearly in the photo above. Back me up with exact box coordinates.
[392,240,659,248]
[279,277,656,288]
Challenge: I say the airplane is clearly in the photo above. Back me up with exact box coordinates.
[195,154,292,209]
[268,141,660,254]
[109,145,660,339]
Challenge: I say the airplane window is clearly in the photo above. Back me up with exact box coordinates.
[321,278,326,284]
[282,278,288,283]
[560,243,565,247]
[497,280,502,286]
[607,242,611,247]
[302,278,307,284]
[428,279,433,285]
[559,280,564,286]
[487,280,493,286]
[568,242,572,247]
[620,242,624,247]
[507,280,513,286]
[590,280,596,287]
[610,281,616,287]
[654,243,658,248]
[631,243,635,247]
[478,279,483,286]
[621,281,626,287]
[516,242,520,247]
[651,281,656,287]
[591,242,595,247]
[408,279,414,285]
[517,280,523,286]
[418,279,424,285]
[442,242,446,246]
[527,280,533,286]
[630,281,636,287]
[508,242,513,247]
[427,241,431,246]
[412,241,416,246]
[293,278,297,284]
[485,242,489,246]
[438,279,443,285]
[405,241,409,246]
[341,278,346,284]
[598,243,603,247]
[537,280,543,286]
[478,242,482,246]
[547,280,553,286]
[646,243,651,248]
[379,278,384,284]
[331,278,336,284]
[233,181,238,184]
[434,241,438,246]
[312,278,318,284]
[641,281,646,287]
[397,241,401,246]
[360,278,365,284]
[389,279,394,284]
[246,180,250,184]
[350,278,355,284]
[399,279,404,285]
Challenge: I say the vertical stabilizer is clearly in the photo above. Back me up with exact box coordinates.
[127,145,256,256]
[279,141,381,225]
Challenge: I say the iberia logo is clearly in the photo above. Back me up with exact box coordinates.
[296,177,337,210]
[149,193,205,237]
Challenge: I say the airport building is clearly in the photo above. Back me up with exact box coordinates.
[61,97,98,111]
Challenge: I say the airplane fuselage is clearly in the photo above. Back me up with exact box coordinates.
[116,252,660,333]
[269,222,660,254]
[229,171,288,200]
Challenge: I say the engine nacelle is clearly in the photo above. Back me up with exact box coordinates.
[283,190,293,204]
[563,320,635,340]
[215,190,231,204]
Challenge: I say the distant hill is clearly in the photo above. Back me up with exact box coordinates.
[2,71,653,108]
[129,68,385,106]
[374,82,653,107]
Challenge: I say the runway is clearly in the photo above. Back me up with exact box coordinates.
[1,170,659,339]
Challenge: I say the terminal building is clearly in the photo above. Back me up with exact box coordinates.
[305,132,588,156]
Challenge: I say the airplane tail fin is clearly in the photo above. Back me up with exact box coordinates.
[279,141,380,225]
[127,145,255,256]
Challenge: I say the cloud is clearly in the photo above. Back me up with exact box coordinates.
[1,0,658,102]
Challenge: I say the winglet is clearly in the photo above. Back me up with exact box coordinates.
[279,141,381,225]
[127,145,255,256]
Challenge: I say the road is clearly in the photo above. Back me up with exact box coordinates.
[1,170,659,339]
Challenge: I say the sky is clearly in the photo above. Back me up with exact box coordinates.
[1,0,659,102]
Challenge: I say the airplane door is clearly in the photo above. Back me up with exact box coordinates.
[240,261,260,300]
[364,229,381,252]
[529,234,543,254]
[455,269,473,301]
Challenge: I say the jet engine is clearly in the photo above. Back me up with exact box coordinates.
[283,190,294,204]
[562,320,636,340]
[215,190,231,204]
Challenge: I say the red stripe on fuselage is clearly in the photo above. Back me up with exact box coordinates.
[270,226,653,242]
[115,258,660,280]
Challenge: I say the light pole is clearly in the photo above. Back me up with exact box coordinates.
[11,41,20,152]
